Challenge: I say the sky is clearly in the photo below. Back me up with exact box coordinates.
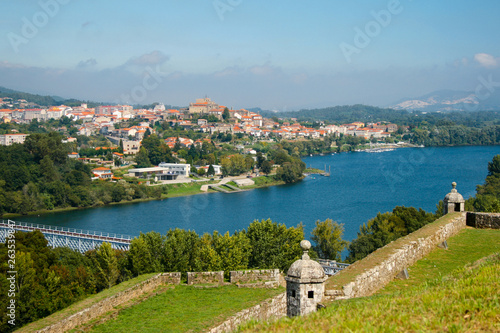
[1,0,500,110]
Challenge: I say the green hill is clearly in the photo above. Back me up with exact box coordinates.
[0,86,102,107]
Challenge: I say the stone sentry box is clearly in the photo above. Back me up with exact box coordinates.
[444,182,465,214]
[285,240,327,317]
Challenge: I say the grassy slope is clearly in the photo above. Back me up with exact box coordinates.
[325,212,462,290]
[85,285,284,333]
[379,227,500,295]
[239,228,500,332]
[16,274,158,333]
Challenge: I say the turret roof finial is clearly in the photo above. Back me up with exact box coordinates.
[300,240,311,260]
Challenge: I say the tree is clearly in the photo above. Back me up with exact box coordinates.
[256,152,265,168]
[488,155,500,176]
[346,206,436,263]
[88,242,119,290]
[246,219,304,271]
[260,160,273,175]
[311,219,348,261]
[275,157,305,183]
[128,232,165,275]
[39,156,59,182]
[24,132,67,164]
[207,164,215,176]
[163,229,201,274]
[134,147,151,168]
[141,134,175,166]
[196,233,221,272]
[222,107,230,121]
[212,231,251,276]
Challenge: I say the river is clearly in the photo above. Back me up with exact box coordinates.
[17,146,500,242]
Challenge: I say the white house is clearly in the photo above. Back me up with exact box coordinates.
[92,167,113,180]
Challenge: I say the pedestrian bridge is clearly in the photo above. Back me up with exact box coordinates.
[0,220,132,253]
[316,259,350,275]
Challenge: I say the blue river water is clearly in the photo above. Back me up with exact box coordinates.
[17,146,500,242]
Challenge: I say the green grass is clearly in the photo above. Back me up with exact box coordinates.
[304,168,324,174]
[325,213,462,290]
[241,176,284,189]
[240,252,500,332]
[164,182,206,197]
[379,227,500,295]
[17,274,158,333]
[84,285,284,333]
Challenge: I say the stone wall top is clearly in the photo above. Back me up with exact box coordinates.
[187,271,224,286]
[466,212,500,229]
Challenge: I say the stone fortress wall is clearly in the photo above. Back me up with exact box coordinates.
[230,269,280,287]
[187,271,225,285]
[207,293,287,333]
[340,213,467,298]
[37,272,181,333]
[467,212,500,229]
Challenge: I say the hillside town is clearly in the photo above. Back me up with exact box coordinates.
[0,96,398,150]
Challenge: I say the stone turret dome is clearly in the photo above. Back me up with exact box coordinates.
[286,240,325,282]
[444,182,464,203]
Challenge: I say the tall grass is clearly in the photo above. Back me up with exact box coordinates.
[240,253,500,332]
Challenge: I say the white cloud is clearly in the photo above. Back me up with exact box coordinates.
[77,58,97,69]
[0,59,495,110]
[474,53,499,68]
[127,51,169,66]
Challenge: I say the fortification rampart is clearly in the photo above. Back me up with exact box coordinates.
[207,292,287,333]
[230,269,280,287]
[36,273,180,333]
[187,271,224,285]
[467,212,500,229]
[341,212,466,298]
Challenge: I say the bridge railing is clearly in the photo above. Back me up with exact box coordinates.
[0,220,132,242]
[315,259,350,276]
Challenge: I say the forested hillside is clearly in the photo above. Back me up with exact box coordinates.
[0,132,165,216]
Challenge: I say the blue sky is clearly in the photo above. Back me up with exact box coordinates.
[1,0,500,110]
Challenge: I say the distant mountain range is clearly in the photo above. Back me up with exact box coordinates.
[390,89,500,112]
[2,85,500,113]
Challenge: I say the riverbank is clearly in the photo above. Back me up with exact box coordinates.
[1,175,290,220]
[7,146,498,241]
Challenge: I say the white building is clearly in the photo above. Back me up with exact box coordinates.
[0,133,28,145]
[128,163,190,181]
[158,163,190,177]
